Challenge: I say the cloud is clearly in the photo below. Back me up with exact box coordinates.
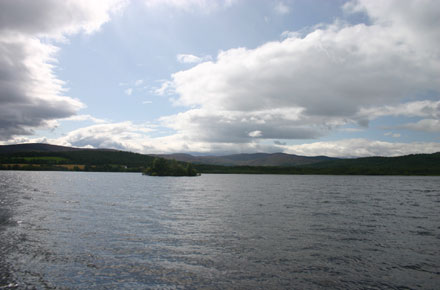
[274,140,286,146]
[135,79,144,86]
[384,132,401,138]
[177,54,212,64]
[158,0,440,148]
[344,0,440,51]
[6,120,291,154]
[0,34,84,139]
[124,88,133,95]
[283,139,440,157]
[0,0,125,140]
[400,119,440,133]
[4,120,439,158]
[0,0,126,38]
[170,25,438,114]
[280,30,301,39]
[154,80,174,96]
[248,130,262,138]
[357,100,440,121]
[3,0,439,157]
[53,122,155,152]
[274,2,290,15]
[159,108,339,143]
[61,114,107,124]
[143,0,235,12]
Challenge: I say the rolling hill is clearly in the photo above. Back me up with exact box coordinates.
[154,152,336,167]
[0,143,84,154]
[0,143,439,175]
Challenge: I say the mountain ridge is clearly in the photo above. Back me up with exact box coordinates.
[153,152,337,167]
[0,143,84,153]
[0,143,117,154]
[0,143,439,175]
[0,143,335,167]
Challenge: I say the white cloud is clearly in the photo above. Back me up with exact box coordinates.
[177,54,212,64]
[154,80,174,96]
[61,114,107,124]
[283,139,440,157]
[248,130,262,138]
[274,2,290,15]
[157,0,440,149]
[135,79,144,86]
[344,0,440,52]
[170,25,438,113]
[280,30,301,39]
[124,88,133,95]
[0,0,125,140]
[143,0,235,12]
[53,122,155,152]
[142,100,153,105]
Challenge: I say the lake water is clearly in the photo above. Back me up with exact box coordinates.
[0,171,439,289]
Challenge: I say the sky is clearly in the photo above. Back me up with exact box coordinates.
[0,0,439,157]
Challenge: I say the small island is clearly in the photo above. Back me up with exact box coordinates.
[142,158,199,176]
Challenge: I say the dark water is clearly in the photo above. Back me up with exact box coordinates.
[0,172,439,289]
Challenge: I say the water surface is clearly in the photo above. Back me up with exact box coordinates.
[0,172,439,289]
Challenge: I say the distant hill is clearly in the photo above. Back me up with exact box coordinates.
[0,143,155,172]
[154,152,336,167]
[0,143,84,154]
[1,143,439,175]
[193,152,440,175]
[304,152,440,175]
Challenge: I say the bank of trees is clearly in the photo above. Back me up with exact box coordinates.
[143,158,198,176]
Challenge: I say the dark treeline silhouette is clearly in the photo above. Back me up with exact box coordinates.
[194,152,440,175]
[143,158,198,176]
[1,147,439,175]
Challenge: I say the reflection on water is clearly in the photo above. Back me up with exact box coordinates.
[0,172,439,289]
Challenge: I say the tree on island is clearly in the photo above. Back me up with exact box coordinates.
[143,158,198,176]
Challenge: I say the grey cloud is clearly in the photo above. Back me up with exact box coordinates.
[160,109,340,144]
[0,0,122,36]
[400,119,440,133]
[0,37,82,140]
[358,100,440,120]
[14,120,439,157]
[0,0,122,140]
[274,140,287,146]
[0,0,76,35]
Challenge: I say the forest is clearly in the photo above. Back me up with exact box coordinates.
[1,146,439,176]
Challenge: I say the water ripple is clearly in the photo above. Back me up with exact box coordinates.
[0,172,439,289]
